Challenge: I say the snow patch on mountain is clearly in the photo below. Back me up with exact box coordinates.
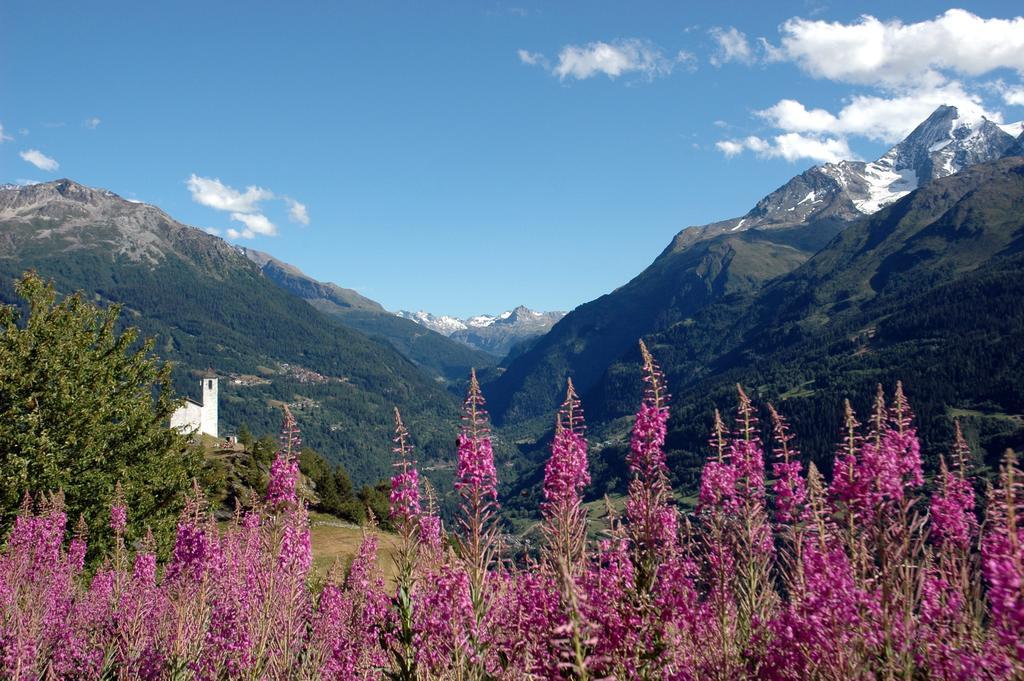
[395,310,469,335]
[396,306,567,357]
[851,163,917,214]
[997,121,1024,137]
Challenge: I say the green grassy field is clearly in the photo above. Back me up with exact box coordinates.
[309,513,400,586]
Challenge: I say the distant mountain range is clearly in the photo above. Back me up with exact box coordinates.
[0,180,464,485]
[236,247,496,382]
[396,307,565,358]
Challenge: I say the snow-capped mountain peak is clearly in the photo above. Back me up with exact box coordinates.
[468,314,500,328]
[395,310,469,335]
[822,105,1018,215]
[674,105,1022,249]
[395,306,567,357]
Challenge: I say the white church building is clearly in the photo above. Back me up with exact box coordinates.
[170,375,218,438]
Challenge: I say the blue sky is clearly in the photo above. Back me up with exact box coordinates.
[3,1,1023,316]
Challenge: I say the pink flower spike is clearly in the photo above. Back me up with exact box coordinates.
[542,380,590,511]
[389,408,422,524]
[266,406,301,507]
[110,481,127,534]
[455,370,498,503]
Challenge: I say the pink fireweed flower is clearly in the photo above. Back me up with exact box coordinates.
[455,370,497,502]
[832,390,926,525]
[133,549,157,587]
[412,564,474,672]
[390,468,421,521]
[68,517,88,573]
[278,505,313,574]
[542,380,590,511]
[540,380,591,578]
[981,451,1024,665]
[627,403,670,479]
[874,383,924,494]
[830,400,875,519]
[627,341,670,479]
[165,484,214,582]
[578,538,639,675]
[110,505,127,535]
[699,409,738,513]
[266,406,301,507]
[730,386,766,498]
[768,404,807,525]
[167,521,211,583]
[699,459,737,512]
[762,539,869,679]
[930,457,977,551]
[771,459,806,525]
[110,481,127,534]
[484,567,562,677]
[626,341,680,584]
[389,408,421,523]
[314,533,392,677]
[455,431,497,500]
[419,514,442,550]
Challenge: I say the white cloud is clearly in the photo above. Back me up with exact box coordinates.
[715,139,745,157]
[517,49,547,67]
[552,39,674,80]
[676,50,698,73]
[0,124,11,143]
[756,83,997,144]
[756,99,837,133]
[204,227,222,236]
[19,149,59,172]
[769,10,1024,87]
[1002,84,1024,105]
[83,117,102,130]
[285,197,309,225]
[186,174,309,238]
[186,174,273,213]
[228,212,277,239]
[709,27,755,66]
[771,133,858,163]
[716,133,857,163]
[716,10,1024,166]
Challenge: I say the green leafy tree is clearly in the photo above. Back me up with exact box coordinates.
[358,480,393,531]
[333,464,354,503]
[298,447,365,522]
[0,273,202,558]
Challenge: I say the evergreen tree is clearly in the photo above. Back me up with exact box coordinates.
[238,423,254,452]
